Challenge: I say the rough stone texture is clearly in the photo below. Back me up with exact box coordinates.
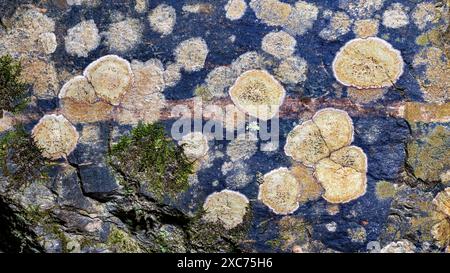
[0,0,449,254]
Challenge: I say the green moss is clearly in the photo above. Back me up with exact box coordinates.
[0,125,49,189]
[0,55,28,117]
[109,122,194,200]
[107,226,142,253]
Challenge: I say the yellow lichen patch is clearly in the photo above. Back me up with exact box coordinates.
[375,181,397,200]
[59,76,113,123]
[178,132,209,160]
[412,47,449,103]
[284,120,330,167]
[249,0,292,27]
[403,102,450,124]
[431,218,450,248]
[314,158,367,204]
[407,126,450,182]
[312,108,354,151]
[330,146,367,173]
[32,114,79,160]
[353,19,379,38]
[229,70,286,120]
[202,189,249,230]
[84,55,133,106]
[291,165,323,203]
[258,167,301,215]
[332,37,404,89]
[433,188,450,217]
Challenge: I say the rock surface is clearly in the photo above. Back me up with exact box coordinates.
[0,0,449,253]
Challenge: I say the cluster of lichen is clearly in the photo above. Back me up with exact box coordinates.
[109,122,194,200]
[0,126,49,189]
[0,55,28,117]
[106,226,143,253]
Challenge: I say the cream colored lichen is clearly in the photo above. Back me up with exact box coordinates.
[229,70,286,120]
[284,108,367,204]
[174,37,209,72]
[204,66,235,98]
[83,55,133,106]
[65,20,101,57]
[203,190,249,230]
[261,31,296,59]
[249,0,292,27]
[148,4,176,36]
[319,12,352,41]
[258,167,301,215]
[225,0,247,21]
[275,56,308,85]
[103,18,142,52]
[382,3,409,29]
[32,114,80,160]
[284,120,330,167]
[283,1,318,36]
[353,19,379,38]
[38,32,57,54]
[178,132,209,160]
[412,2,437,30]
[314,158,367,204]
[332,37,404,89]
[312,108,354,151]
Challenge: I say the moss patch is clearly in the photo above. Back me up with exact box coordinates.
[106,226,143,253]
[109,122,194,200]
[0,126,49,189]
[0,55,28,117]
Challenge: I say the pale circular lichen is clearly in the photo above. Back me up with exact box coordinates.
[202,189,249,230]
[332,37,404,89]
[174,37,209,72]
[148,4,176,36]
[229,70,286,120]
[382,3,409,29]
[225,0,247,21]
[31,114,80,160]
[261,31,296,59]
[314,157,367,204]
[65,20,101,58]
[103,18,143,53]
[312,108,354,152]
[204,66,235,98]
[83,55,134,106]
[38,32,57,54]
[58,75,113,123]
[249,0,292,27]
[284,120,330,167]
[275,56,308,85]
[258,167,301,215]
[353,19,379,38]
[178,132,209,160]
[319,11,352,41]
[283,1,318,36]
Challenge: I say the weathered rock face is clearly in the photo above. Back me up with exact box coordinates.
[0,0,449,253]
